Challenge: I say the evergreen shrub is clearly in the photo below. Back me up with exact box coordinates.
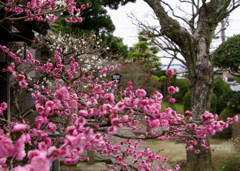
[213,108,234,139]
[174,79,189,103]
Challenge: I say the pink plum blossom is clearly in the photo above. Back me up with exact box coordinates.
[108,66,114,72]
[12,124,28,132]
[169,98,176,103]
[166,69,174,77]
[56,87,69,101]
[135,89,147,98]
[30,153,50,171]
[167,86,176,94]
[194,149,201,154]
[107,126,117,135]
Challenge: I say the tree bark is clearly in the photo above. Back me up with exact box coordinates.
[142,0,234,170]
[186,138,214,171]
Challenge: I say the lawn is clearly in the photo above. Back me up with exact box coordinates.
[161,101,184,115]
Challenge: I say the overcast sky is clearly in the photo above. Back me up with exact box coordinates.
[107,0,152,47]
[107,1,240,66]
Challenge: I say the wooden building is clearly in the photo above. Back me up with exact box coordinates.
[0,0,49,121]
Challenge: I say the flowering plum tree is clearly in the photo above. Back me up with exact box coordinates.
[0,0,88,24]
[0,1,239,171]
[7,30,126,119]
[0,44,238,170]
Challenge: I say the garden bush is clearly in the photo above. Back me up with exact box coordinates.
[183,90,192,112]
[210,93,217,114]
[174,78,189,103]
[213,108,234,139]
[213,77,232,99]
[213,77,232,114]
[213,92,240,139]
[218,91,240,115]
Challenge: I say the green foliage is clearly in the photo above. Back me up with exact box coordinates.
[131,52,146,59]
[210,93,217,114]
[159,76,166,81]
[213,77,232,114]
[51,0,135,35]
[160,102,184,115]
[130,31,161,71]
[174,103,184,115]
[183,90,192,112]
[218,91,240,115]
[234,74,240,83]
[213,34,240,73]
[213,108,233,139]
[100,0,136,10]
[183,90,217,113]
[151,75,160,81]
[99,34,129,59]
[213,77,232,99]
[174,79,189,103]
[50,0,132,60]
[226,91,240,114]
[51,0,116,35]
[222,155,240,171]
[133,41,150,52]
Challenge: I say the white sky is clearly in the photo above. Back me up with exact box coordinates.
[107,0,152,47]
[107,0,240,66]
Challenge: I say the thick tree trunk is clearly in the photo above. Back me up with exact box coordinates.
[185,38,214,171]
[188,44,214,121]
[186,138,214,171]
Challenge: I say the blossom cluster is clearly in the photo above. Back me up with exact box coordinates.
[2,0,89,23]
[166,69,177,104]
[0,46,238,171]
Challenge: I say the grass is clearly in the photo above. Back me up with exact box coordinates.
[161,101,184,115]
[60,165,76,171]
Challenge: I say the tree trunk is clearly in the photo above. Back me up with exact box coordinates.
[185,38,214,171]
[188,42,214,121]
[186,138,214,171]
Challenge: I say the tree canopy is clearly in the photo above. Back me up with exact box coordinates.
[213,34,240,74]
[99,34,129,59]
[51,0,135,35]
[51,0,115,35]
[130,30,161,70]
[51,0,130,60]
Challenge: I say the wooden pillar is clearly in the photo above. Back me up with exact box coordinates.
[87,151,95,165]
[51,159,60,171]
[0,23,11,123]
